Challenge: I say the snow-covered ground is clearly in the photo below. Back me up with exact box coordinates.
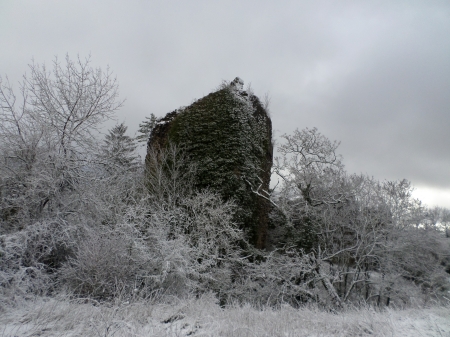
[1,295,449,336]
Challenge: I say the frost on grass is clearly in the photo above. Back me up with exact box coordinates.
[1,296,450,337]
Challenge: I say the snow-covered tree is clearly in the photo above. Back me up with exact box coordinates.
[270,128,450,308]
[101,122,139,171]
[0,55,123,229]
[136,114,158,144]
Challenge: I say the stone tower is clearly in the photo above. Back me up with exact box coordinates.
[146,78,273,249]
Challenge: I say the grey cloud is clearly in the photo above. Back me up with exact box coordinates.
[1,0,450,204]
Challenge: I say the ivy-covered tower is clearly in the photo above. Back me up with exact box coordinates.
[146,78,273,249]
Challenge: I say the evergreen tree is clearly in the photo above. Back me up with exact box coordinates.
[101,123,139,171]
[136,114,158,144]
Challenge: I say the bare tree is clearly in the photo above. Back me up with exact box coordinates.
[275,127,349,209]
[0,55,123,228]
[145,144,197,208]
[270,127,450,308]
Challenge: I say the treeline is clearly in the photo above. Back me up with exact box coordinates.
[267,128,450,307]
[0,56,449,310]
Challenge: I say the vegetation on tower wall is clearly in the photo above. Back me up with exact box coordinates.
[146,78,273,248]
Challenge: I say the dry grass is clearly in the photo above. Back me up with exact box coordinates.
[1,294,449,336]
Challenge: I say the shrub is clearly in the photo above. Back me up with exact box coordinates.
[0,221,80,306]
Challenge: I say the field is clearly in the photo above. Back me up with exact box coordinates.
[1,295,449,337]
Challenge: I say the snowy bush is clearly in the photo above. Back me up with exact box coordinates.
[0,220,81,307]
[59,224,149,299]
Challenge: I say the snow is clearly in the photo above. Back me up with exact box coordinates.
[230,77,244,91]
[1,295,449,336]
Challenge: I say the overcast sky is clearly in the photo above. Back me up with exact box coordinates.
[1,0,450,207]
